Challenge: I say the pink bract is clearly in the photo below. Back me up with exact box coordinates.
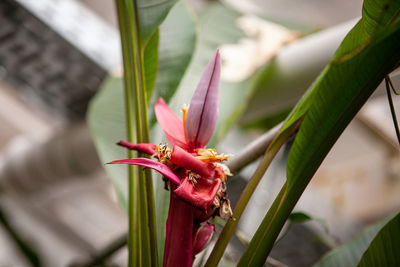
[108,158,181,185]
[155,98,188,150]
[185,51,221,149]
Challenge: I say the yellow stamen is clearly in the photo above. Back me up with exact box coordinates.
[188,171,200,186]
[155,143,173,167]
[181,105,189,132]
[196,148,231,163]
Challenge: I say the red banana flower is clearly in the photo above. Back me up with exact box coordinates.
[109,51,232,267]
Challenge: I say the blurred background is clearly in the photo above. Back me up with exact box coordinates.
[0,0,399,266]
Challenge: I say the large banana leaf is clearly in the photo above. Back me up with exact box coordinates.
[314,213,398,267]
[238,0,400,265]
[286,1,400,190]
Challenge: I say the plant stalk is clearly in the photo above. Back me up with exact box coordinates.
[115,0,157,266]
[135,9,158,264]
[115,1,139,265]
[205,120,300,267]
[237,177,308,266]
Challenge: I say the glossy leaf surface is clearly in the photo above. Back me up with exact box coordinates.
[238,0,400,265]
[314,215,394,267]
[137,0,178,45]
[358,213,400,267]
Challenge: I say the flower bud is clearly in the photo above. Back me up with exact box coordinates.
[192,223,215,255]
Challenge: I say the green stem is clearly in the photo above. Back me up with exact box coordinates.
[237,183,288,266]
[136,9,158,265]
[129,0,157,264]
[141,62,158,267]
[115,0,157,266]
[204,120,300,267]
[237,179,307,266]
[115,1,139,265]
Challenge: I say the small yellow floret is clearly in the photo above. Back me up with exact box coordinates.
[155,143,173,166]
[196,148,231,163]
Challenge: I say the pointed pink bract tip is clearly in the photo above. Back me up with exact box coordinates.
[108,158,181,185]
[185,51,221,149]
[117,141,156,155]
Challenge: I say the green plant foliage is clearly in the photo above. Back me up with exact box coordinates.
[88,77,127,207]
[148,1,197,125]
[288,212,312,223]
[137,0,178,45]
[144,30,159,99]
[238,0,400,265]
[88,1,196,209]
[286,2,400,190]
[358,213,400,267]
[314,214,394,267]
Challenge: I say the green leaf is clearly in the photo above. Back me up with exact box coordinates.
[286,0,400,193]
[358,213,400,267]
[237,0,400,265]
[314,214,397,267]
[88,77,128,208]
[148,1,197,125]
[288,212,312,223]
[144,30,159,99]
[137,0,178,45]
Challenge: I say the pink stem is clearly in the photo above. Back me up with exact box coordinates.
[164,192,195,267]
